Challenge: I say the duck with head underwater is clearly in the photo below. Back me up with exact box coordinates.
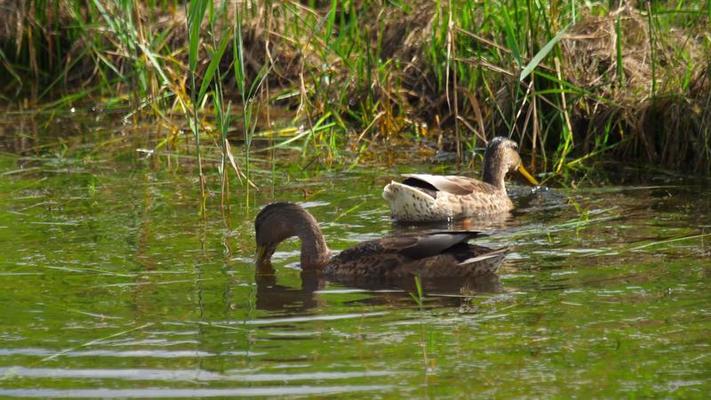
[254,202,507,285]
[382,136,539,222]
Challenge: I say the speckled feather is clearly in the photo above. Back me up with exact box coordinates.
[383,175,514,221]
[382,137,535,222]
[324,236,505,280]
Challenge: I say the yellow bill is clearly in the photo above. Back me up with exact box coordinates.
[517,164,540,186]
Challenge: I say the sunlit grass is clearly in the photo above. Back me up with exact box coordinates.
[0,0,709,186]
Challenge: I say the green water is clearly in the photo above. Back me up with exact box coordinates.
[0,150,709,398]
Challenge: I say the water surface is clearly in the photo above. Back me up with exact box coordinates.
[0,141,709,398]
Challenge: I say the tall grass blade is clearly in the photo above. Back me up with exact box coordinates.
[325,0,339,40]
[0,48,22,90]
[519,24,569,81]
[501,7,522,67]
[645,2,657,96]
[136,43,169,85]
[188,0,209,72]
[186,0,211,213]
[198,31,231,104]
[615,14,624,87]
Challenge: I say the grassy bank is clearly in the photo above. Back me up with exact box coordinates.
[1,0,710,183]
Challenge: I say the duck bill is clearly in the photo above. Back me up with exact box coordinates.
[517,165,539,186]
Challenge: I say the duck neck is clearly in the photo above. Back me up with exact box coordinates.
[296,222,331,270]
[482,154,507,191]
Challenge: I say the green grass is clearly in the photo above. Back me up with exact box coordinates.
[0,0,709,187]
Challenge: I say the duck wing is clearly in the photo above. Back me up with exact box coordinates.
[326,232,506,282]
[378,231,486,260]
[330,231,486,267]
[401,174,495,196]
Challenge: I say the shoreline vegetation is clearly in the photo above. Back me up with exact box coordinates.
[1,1,709,186]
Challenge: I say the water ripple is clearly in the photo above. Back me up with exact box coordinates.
[0,366,397,382]
[0,385,392,398]
[0,348,262,358]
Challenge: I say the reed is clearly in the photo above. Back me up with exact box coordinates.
[0,0,708,180]
[186,0,209,213]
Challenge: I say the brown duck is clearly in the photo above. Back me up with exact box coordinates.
[255,202,507,283]
[382,137,539,222]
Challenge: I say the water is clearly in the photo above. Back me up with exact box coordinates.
[0,143,709,398]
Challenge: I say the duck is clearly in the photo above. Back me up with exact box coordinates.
[255,202,507,283]
[382,136,539,222]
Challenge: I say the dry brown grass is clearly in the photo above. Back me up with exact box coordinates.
[1,1,709,174]
[560,6,710,173]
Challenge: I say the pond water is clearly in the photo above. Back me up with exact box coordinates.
[0,130,709,398]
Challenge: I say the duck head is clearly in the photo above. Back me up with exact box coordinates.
[255,202,331,270]
[482,137,539,190]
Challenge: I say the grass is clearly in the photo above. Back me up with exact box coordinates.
[409,275,426,309]
[0,0,709,192]
[187,0,209,213]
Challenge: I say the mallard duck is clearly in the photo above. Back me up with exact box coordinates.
[255,202,507,283]
[382,136,539,222]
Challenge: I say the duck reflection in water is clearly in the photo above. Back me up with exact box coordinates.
[254,262,326,312]
[254,262,502,312]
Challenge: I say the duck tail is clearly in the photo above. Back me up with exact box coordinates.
[459,246,509,275]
